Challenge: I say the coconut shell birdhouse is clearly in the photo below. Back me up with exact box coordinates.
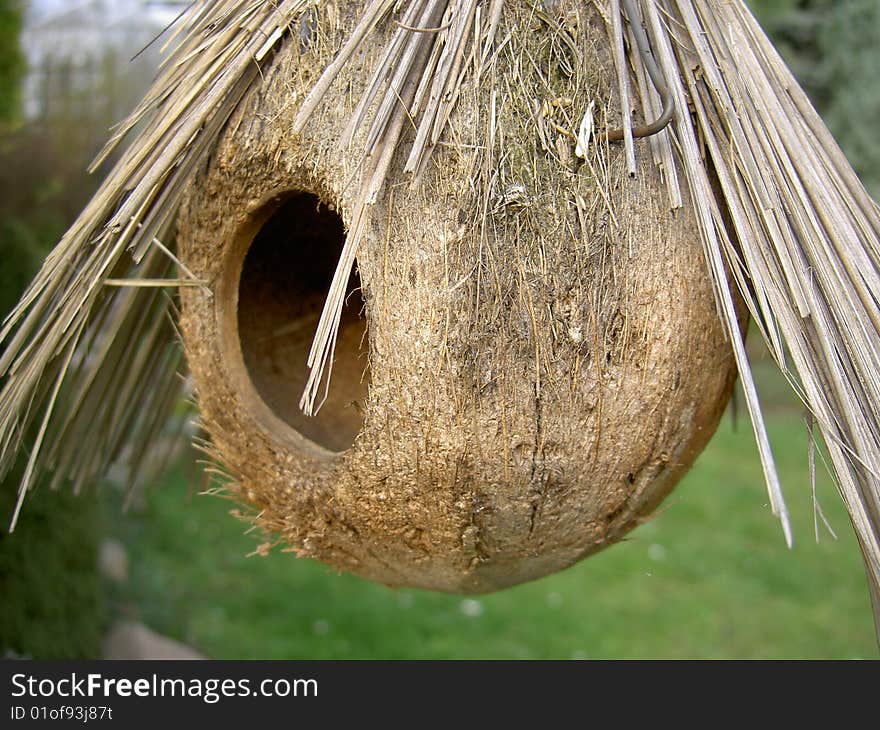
[175,3,740,592]
[178,0,748,592]
[1,0,879,624]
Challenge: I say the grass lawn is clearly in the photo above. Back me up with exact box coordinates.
[108,356,879,660]
[0,481,105,659]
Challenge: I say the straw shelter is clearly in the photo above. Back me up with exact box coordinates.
[1,1,878,629]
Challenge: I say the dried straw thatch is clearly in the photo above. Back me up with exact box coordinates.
[0,0,878,626]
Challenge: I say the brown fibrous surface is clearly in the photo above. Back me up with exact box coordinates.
[177,1,743,592]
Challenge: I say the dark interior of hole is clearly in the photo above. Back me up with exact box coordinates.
[237,192,368,452]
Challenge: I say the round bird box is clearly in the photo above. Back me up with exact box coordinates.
[177,2,742,592]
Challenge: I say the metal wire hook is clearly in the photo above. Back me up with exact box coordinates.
[606,0,674,142]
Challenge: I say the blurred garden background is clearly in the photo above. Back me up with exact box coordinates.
[1,0,878,659]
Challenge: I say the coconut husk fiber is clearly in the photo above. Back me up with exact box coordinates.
[176,0,742,592]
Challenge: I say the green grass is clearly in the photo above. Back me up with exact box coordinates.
[0,477,105,659]
[109,368,878,659]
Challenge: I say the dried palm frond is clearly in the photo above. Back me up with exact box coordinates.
[0,0,316,526]
[0,0,878,631]
[656,0,880,630]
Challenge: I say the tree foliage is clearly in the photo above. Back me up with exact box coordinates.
[0,0,23,126]
[820,0,880,193]
[754,0,880,194]
[0,0,104,660]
